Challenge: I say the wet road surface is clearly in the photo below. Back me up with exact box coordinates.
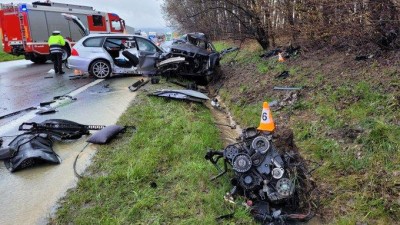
[0,60,95,125]
[0,63,140,225]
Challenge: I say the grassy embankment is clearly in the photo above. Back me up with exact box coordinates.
[0,51,24,62]
[0,38,24,62]
[213,41,400,224]
[51,88,256,224]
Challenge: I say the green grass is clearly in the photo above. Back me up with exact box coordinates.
[51,94,255,224]
[0,51,24,62]
[214,41,400,224]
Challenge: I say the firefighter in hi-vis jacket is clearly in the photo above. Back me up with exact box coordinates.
[48,31,66,74]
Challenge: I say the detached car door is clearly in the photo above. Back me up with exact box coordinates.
[135,37,163,75]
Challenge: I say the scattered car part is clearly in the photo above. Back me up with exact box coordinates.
[211,98,221,108]
[128,79,149,92]
[0,147,16,160]
[36,108,57,115]
[276,71,290,79]
[205,130,315,223]
[40,100,56,107]
[151,89,209,102]
[53,95,77,101]
[220,47,240,57]
[273,86,303,91]
[3,133,61,172]
[0,107,37,121]
[19,119,105,141]
[355,54,374,61]
[86,125,128,144]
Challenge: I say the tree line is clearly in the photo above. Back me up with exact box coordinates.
[162,0,400,50]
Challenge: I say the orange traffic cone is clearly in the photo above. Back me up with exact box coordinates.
[257,102,275,132]
[278,53,285,62]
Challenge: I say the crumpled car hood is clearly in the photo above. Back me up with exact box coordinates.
[170,43,211,56]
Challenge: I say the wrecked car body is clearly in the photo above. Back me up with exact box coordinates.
[159,33,222,83]
[205,128,315,223]
[65,15,231,83]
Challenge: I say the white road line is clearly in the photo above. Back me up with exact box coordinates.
[0,79,104,137]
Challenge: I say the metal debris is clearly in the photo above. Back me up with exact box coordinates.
[0,107,37,120]
[128,79,149,92]
[273,86,303,91]
[36,107,57,115]
[150,89,209,102]
[53,95,77,101]
[355,54,374,61]
[40,100,56,107]
[205,128,316,224]
[19,119,105,141]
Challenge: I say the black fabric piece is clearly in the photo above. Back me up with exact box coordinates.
[86,125,125,144]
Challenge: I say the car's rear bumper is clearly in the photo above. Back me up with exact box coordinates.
[67,56,91,72]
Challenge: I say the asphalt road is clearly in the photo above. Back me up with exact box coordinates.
[0,60,95,123]
[0,59,140,224]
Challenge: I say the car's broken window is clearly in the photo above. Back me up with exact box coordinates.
[136,38,157,52]
[104,38,125,50]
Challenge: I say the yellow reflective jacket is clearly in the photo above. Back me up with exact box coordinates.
[48,34,65,53]
[48,34,65,46]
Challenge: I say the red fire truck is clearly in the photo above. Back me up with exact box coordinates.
[0,1,126,63]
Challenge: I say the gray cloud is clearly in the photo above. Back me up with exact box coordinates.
[0,0,166,28]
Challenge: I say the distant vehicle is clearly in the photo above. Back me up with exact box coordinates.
[165,32,172,41]
[148,31,157,42]
[0,1,125,64]
[140,31,148,38]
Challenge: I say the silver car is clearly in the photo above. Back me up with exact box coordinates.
[68,33,164,78]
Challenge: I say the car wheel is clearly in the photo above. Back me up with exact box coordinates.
[89,60,111,79]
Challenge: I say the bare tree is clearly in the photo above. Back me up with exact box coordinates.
[162,0,400,50]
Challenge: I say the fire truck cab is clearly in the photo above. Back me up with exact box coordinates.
[0,1,125,63]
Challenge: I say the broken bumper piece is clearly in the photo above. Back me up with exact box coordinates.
[150,89,209,102]
[4,133,61,172]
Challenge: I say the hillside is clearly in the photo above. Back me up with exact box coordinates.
[211,41,400,224]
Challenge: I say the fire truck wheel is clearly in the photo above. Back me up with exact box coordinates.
[89,60,111,79]
[30,56,48,64]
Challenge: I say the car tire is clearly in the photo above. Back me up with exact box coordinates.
[89,60,111,79]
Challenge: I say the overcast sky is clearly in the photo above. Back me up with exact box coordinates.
[0,0,167,29]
